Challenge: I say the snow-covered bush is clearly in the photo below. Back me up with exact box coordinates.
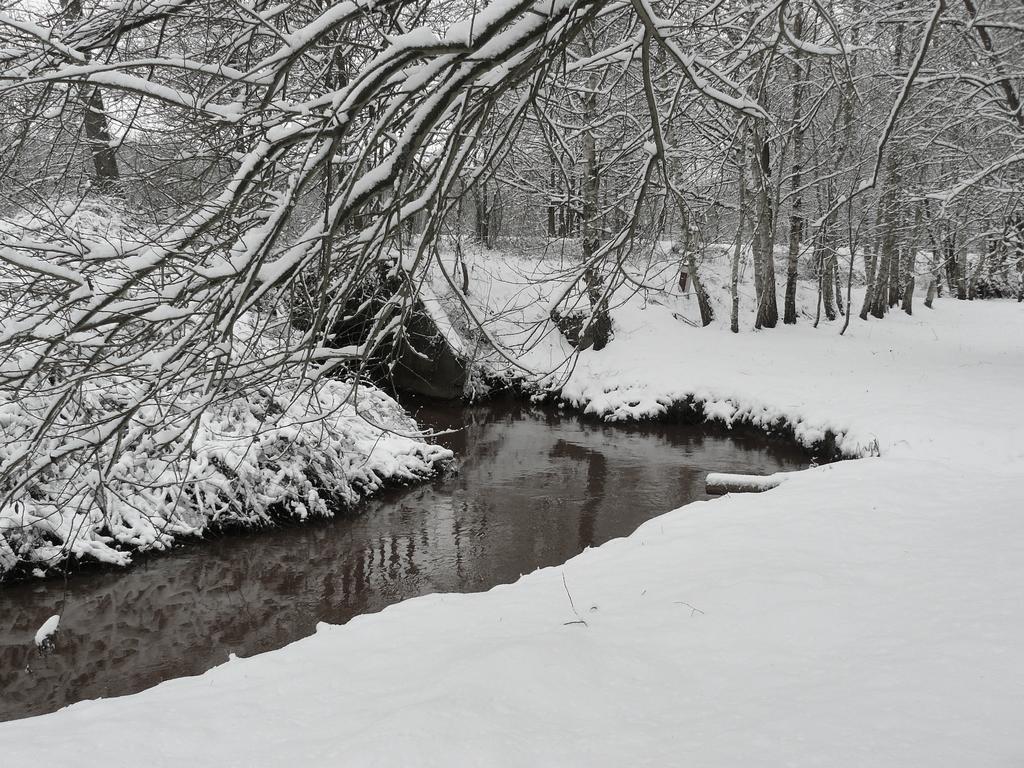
[971,255,1023,299]
[0,369,450,578]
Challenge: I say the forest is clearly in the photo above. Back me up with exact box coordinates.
[0,0,1022,764]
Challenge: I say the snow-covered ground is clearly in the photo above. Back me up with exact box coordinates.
[3,250,1022,765]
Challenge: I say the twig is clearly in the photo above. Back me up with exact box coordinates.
[673,601,705,617]
[562,571,588,628]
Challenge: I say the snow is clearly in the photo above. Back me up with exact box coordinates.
[33,615,59,648]
[1,258,1022,764]
[704,470,787,493]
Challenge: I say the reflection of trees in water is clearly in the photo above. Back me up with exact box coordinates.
[0,404,808,721]
[548,438,606,550]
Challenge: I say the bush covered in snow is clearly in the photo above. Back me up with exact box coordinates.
[0,370,450,579]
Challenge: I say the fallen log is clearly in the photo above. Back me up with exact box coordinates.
[705,472,788,495]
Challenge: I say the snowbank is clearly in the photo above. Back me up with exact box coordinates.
[0,373,451,578]
[704,470,788,493]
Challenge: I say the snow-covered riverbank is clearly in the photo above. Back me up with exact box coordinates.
[0,377,450,579]
[2,293,1023,766]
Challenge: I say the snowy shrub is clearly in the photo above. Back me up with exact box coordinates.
[971,257,1022,299]
[0,360,450,579]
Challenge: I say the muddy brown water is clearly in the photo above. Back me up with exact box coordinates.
[0,398,810,722]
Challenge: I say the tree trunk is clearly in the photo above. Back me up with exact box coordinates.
[580,39,609,350]
[749,125,778,329]
[688,252,715,327]
[870,190,899,318]
[942,232,957,295]
[730,239,742,334]
[731,146,748,334]
[902,202,924,314]
[784,201,803,325]
[833,255,845,316]
[901,276,915,313]
[547,164,557,238]
[63,0,120,190]
[870,239,893,317]
[956,239,968,299]
[474,183,489,246]
[859,243,876,320]
[784,44,806,326]
[967,252,985,300]
[887,240,902,308]
[817,229,836,321]
[83,88,120,189]
[840,227,857,335]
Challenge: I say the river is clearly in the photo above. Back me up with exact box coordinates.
[0,397,810,721]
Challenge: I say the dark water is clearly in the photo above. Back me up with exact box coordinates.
[0,398,809,721]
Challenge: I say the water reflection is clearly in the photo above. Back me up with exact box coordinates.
[0,398,809,721]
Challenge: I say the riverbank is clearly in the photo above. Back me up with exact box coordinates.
[0,377,450,582]
[2,291,1023,765]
